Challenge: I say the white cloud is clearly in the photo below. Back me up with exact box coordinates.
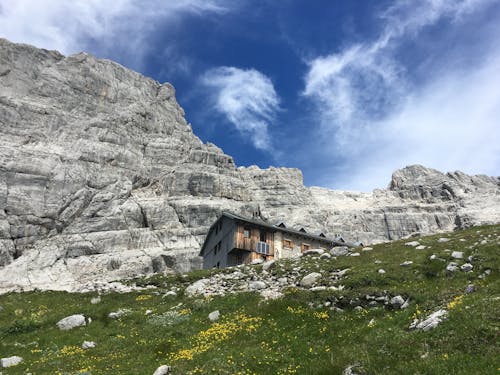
[302,0,500,191]
[0,0,229,64]
[201,67,280,150]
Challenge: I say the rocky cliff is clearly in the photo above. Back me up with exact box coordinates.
[0,39,498,292]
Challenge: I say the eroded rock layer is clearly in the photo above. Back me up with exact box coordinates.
[0,39,498,292]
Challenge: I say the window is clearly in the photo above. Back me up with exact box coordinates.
[301,243,311,252]
[256,241,270,255]
[283,239,293,248]
[243,227,251,238]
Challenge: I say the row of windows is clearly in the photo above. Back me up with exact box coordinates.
[283,239,310,252]
[243,227,267,242]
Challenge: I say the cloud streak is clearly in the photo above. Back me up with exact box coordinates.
[0,0,229,67]
[201,67,280,151]
[302,0,500,190]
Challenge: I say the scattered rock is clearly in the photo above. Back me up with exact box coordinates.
[251,259,264,265]
[82,341,96,350]
[446,262,459,272]
[362,247,373,251]
[390,295,406,309]
[343,364,364,375]
[437,238,450,243]
[303,249,324,256]
[90,296,101,304]
[378,269,386,274]
[108,309,128,319]
[451,251,464,259]
[415,245,427,250]
[400,261,413,267]
[374,260,382,264]
[145,310,153,315]
[277,277,288,285]
[163,291,177,297]
[185,279,209,297]
[401,299,410,309]
[410,309,448,331]
[300,272,322,287]
[405,241,420,247]
[349,252,361,257]
[56,314,86,330]
[248,281,267,291]
[262,260,276,271]
[332,268,350,277]
[0,356,23,368]
[331,246,349,256]
[320,253,332,259]
[208,310,220,322]
[153,365,172,375]
[310,286,327,292]
[260,290,283,300]
[460,263,473,272]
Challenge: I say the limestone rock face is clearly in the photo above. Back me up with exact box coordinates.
[1,39,499,293]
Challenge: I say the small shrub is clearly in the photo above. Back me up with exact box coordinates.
[2,319,41,335]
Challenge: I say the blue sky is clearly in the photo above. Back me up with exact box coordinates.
[1,0,499,191]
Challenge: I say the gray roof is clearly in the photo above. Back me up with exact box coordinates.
[200,211,349,255]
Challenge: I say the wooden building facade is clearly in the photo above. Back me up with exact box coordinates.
[200,212,346,269]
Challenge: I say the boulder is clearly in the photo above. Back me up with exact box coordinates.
[300,272,322,287]
[0,356,23,368]
[410,309,448,331]
[405,241,420,247]
[185,279,209,297]
[108,309,128,319]
[82,341,96,350]
[208,310,220,322]
[446,262,459,272]
[400,261,413,267]
[390,295,405,308]
[262,260,276,271]
[460,263,473,272]
[303,249,324,256]
[248,281,267,291]
[56,314,86,330]
[451,251,464,259]
[153,365,172,375]
[331,246,349,256]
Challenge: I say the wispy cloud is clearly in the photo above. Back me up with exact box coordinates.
[0,0,230,67]
[201,67,280,150]
[302,0,500,190]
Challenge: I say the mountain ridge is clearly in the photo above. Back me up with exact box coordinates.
[0,38,498,293]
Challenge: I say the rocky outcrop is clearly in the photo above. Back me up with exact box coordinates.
[0,38,499,293]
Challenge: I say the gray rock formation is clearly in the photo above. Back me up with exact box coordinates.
[0,38,499,292]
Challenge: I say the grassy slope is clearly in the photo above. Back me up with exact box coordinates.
[0,225,498,375]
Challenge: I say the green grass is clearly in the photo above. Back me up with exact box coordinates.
[0,225,499,374]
